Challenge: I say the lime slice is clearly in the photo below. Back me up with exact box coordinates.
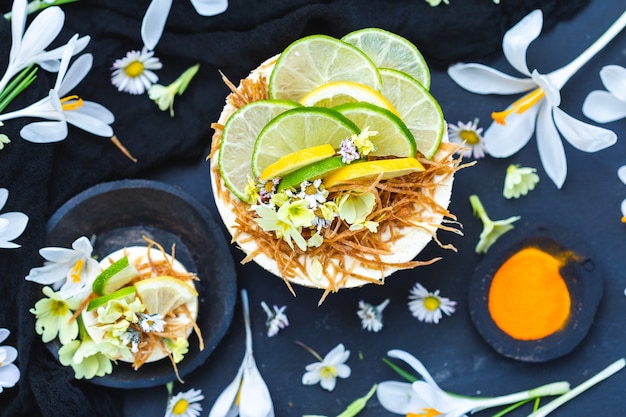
[341,28,431,90]
[134,275,198,316]
[92,256,139,296]
[260,143,336,181]
[218,99,301,202]
[323,157,424,188]
[278,156,346,191]
[269,35,382,101]
[251,107,359,178]
[379,68,444,159]
[300,81,397,114]
[87,286,136,311]
[334,102,416,157]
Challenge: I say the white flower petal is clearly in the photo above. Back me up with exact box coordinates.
[189,0,228,15]
[320,376,336,392]
[302,369,321,385]
[0,189,7,210]
[553,106,616,152]
[239,359,274,417]
[207,364,244,417]
[334,363,351,379]
[536,104,567,189]
[0,329,8,344]
[621,198,626,218]
[9,0,27,63]
[0,212,28,246]
[58,53,92,97]
[20,120,68,143]
[65,104,114,137]
[617,166,626,185]
[582,90,626,123]
[16,6,65,68]
[0,364,20,389]
[448,63,536,94]
[600,65,626,102]
[377,381,426,415]
[0,346,17,364]
[35,35,90,72]
[387,349,438,387]
[324,343,349,364]
[502,9,543,76]
[141,0,173,50]
[483,104,539,157]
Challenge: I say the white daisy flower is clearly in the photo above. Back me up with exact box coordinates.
[260,301,289,337]
[583,65,626,123]
[297,179,328,209]
[138,313,166,333]
[110,47,162,95]
[0,328,20,393]
[407,283,456,324]
[0,188,28,249]
[357,299,389,332]
[447,118,486,159]
[302,343,351,392]
[166,388,204,417]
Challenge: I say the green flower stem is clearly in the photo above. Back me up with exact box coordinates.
[4,0,80,20]
[0,65,37,113]
[490,398,534,417]
[527,358,625,417]
[295,340,323,362]
[469,194,489,224]
[381,357,418,382]
[336,384,377,417]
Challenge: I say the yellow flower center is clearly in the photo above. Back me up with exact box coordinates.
[407,408,442,417]
[60,95,84,111]
[69,259,84,283]
[491,88,545,125]
[305,184,318,195]
[423,295,441,311]
[622,216,626,223]
[320,365,337,379]
[172,399,189,415]
[51,299,69,316]
[124,61,145,78]
[459,129,481,145]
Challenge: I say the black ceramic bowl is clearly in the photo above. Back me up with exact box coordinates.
[45,179,237,388]
[468,224,603,363]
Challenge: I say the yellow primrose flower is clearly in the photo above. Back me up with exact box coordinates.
[469,195,520,254]
[58,337,114,379]
[149,64,200,117]
[352,127,377,156]
[254,204,307,251]
[30,286,80,344]
[338,191,376,226]
[166,337,189,363]
[96,297,145,324]
[503,164,540,199]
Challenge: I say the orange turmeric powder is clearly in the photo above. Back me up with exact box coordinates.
[488,247,571,340]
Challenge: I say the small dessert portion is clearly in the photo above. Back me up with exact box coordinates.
[81,239,202,378]
[210,29,463,299]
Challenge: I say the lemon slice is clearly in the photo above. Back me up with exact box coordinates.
[218,99,301,202]
[299,81,398,114]
[379,68,444,159]
[87,286,137,312]
[251,107,359,178]
[91,256,139,296]
[342,28,431,90]
[269,35,382,101]
[323,157,424,188]
[260,143,336,181]
[334,102,416,157]
[134,276,198,316]
[277,156,346,191]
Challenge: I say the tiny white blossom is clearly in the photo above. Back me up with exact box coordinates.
[0,329,20,393]
[261,301,289,337]
[302,343,351,392]
[407,283,456,324]
[0,188,28,249]
[166,388,204,417]
[110,47,162,95]
[356,299,389,332]
[138,313,166,333]
[447,118,486,159]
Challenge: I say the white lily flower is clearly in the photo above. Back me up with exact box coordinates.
[0,35,114,143]
[141,0,228,51]
[25,235,100,301]
[377,349,570,417]
[583,65,626,123]
[0,0,89,92]
[208,289,274,417]
[0,188,28,248]
[0,328,20,393]
[448,9,625,188]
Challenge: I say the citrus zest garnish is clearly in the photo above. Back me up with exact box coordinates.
[492,88,545,125]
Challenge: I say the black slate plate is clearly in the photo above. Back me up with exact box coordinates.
[468,224,603,362]
[45,179,238,388]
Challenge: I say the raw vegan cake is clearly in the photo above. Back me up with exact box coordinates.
[209,28,463,300]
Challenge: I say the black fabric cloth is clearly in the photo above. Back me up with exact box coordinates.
[0,0,589,415]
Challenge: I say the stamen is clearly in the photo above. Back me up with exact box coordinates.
[69,259,85,283]
[60,95,84,111]
[407,409,442,417]
[491,88,545,125]
[621,216,626,223]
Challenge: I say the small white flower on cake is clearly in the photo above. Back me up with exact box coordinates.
[407,283,456,324]
[447,118,486,159]
[301,343,351,392]
[261,301,289,337]
[166,388,204,417]
[357,299,390,332]
[111,47,162,95]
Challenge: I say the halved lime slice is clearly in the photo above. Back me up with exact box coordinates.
[323,157,425,188]
[334,102,416,157]
[379,68,444,159]
[277,156,346,191]
[218,99,301,202]
[251,107,359,178]
[92,256,139,296]
[87,286,136,311]
[341,28,431,90]
[269,35,382,101]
